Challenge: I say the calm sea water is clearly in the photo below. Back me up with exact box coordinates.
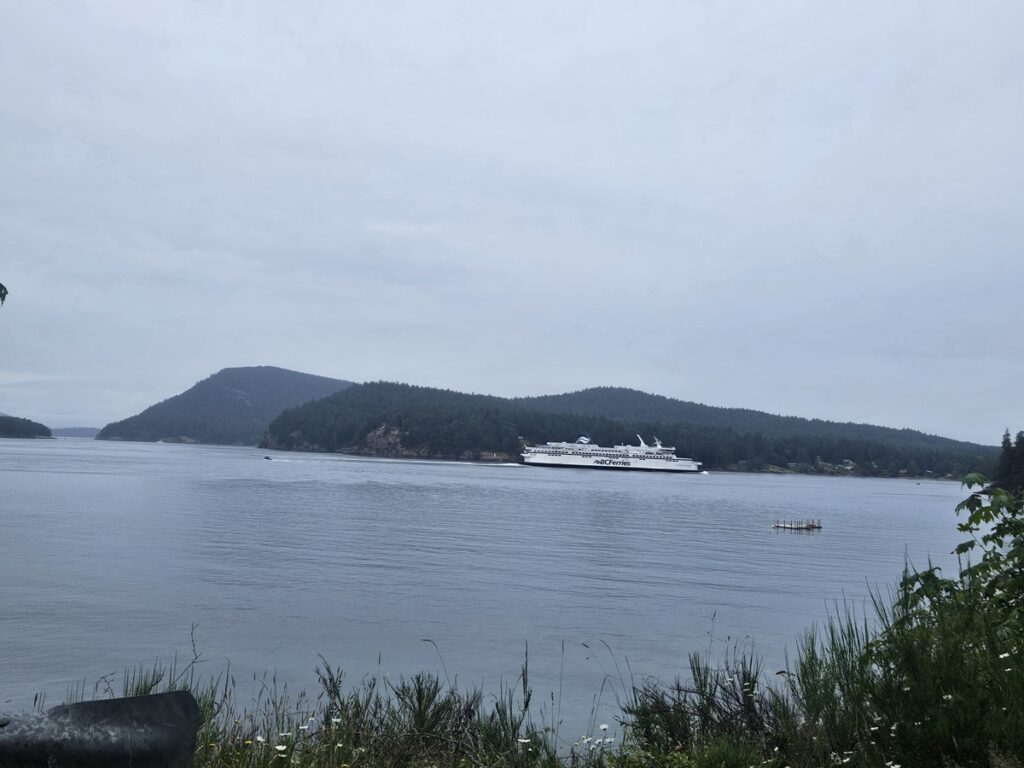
[0,438,968,737]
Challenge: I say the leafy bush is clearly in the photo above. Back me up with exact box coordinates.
[622,474,1024,768]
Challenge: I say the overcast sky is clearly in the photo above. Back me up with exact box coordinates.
[2,1,1021,444]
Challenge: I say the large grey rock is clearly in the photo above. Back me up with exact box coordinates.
[0,691,199,767]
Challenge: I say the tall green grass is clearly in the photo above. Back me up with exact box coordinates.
[55,649,589,768]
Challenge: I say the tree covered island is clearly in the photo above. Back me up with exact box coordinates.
[261,382,996,478]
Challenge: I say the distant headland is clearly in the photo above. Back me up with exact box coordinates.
[51,427,101,438]
[0,414,52,439]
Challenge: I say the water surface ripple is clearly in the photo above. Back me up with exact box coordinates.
[0,439,966,734]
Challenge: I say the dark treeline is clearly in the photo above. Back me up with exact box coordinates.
[997,429,1024,493]
[0,414,51,438]
[518,386,987,453]
[263,382,997,477]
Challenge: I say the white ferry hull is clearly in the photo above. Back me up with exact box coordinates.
[522,454,701,472]
[521,434,701,473]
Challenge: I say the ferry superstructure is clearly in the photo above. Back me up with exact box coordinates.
[521,435,701,473]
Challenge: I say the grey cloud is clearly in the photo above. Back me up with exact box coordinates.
[1,0,1022,442]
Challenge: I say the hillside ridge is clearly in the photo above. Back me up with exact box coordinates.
[97,366,351,445]
[516,386,988,451]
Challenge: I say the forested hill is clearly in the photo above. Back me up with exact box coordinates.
[262,381,997,477]
[97,366,351,445]
[516,387,986,453]
[0,414,52,438]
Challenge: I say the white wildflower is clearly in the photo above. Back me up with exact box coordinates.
[599,723,609,731]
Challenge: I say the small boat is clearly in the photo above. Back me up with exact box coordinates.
[772,519,822,530]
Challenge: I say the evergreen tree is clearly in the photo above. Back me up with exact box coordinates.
[1014,432,1024,494]
[995,429,1024,495]
[998,429,1014,485]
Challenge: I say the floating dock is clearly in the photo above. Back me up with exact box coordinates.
[772,519,822,530]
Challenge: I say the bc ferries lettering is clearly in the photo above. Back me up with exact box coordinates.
[594,459,631,467]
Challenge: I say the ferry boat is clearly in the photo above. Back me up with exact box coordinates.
[521,434,701,473]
